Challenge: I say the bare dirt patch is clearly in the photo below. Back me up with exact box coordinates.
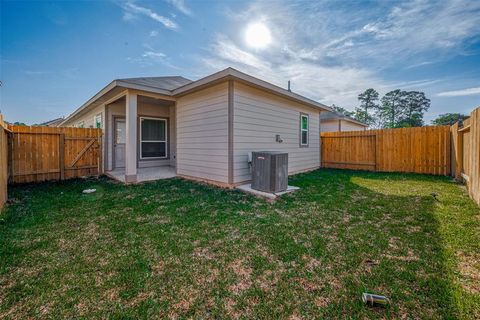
[456,251,480,294]
[314,295,330,307]
[383,249,419,262]
[193,246,215,260]
[228,259,253,295]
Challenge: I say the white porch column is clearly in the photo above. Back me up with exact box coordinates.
[125,92,137,183]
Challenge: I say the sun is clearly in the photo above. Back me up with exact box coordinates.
[245,22,272,49]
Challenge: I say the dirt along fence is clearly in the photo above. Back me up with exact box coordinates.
[0,114,9,210]
[8,125,103,184]
[451,107,480,206]
[321,126,451,175]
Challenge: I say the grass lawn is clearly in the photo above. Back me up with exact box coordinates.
[1,169,479,319]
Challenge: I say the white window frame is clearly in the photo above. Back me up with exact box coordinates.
[140,117,168,160]
[94,113,102,129]
[300,113,309,147]
[77,121,84,128]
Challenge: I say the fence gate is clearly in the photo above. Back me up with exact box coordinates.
[8,126,103,184]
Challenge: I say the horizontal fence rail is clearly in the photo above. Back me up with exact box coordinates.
[8,125,103,184]
[321,126,451,176]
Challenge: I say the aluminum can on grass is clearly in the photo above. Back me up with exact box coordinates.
[362,293,390,307]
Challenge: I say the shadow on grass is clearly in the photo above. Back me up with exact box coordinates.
[1,170,478,318]
[281,169,470,318]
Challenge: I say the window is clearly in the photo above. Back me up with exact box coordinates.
[94,114,102,129]
[140,117,167,159]
[300,113,309,146]
[77,121,84,128]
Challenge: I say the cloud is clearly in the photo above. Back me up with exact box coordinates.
[22,70,53,75]
[122,2,178,30]
[233,0,480,65]
[200,0,480,110]
[142,51,166,59]
[437,87,480,97]
[208,35,271,70]
[149,30,159,37]
[204,36,383,108]
[127,46,180,69]
[405,61,436,69]
[346,0,480,58]
[166,0,192,16]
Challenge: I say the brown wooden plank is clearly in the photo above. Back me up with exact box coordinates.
[59,133,65,180]
[320,126,451,175]
[7,126,102,184]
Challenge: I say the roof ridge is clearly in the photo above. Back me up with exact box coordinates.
[119,75,192,81]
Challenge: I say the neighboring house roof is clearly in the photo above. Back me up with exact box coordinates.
[60,67,333,126]
[39,117,64,127]
[320,111,368,127]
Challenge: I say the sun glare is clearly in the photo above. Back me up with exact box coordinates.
[245,22,272,49]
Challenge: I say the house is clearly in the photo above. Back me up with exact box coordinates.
[39,117,64,127]
[320,111,367,132]
[60,68,332,187]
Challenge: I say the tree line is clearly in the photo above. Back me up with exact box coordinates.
[333,89,468,128]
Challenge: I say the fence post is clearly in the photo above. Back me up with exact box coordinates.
[59,133,65,180]
[456,126,463,181]
[98,133,103,175]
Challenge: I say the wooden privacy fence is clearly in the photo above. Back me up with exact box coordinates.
[451,107,480,206]
[321,126,451,175]
[0,115,9,210]
[8,125,103,184]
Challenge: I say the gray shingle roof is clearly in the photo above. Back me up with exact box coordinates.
[118,76,192,91]
[39,117,64,126]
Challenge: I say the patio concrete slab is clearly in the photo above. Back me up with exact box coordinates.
[236,184,300,199]
[106,166,176,183]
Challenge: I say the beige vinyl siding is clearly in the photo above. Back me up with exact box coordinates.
[176,82,229,183]
[233,82,320,184]
[340,120,366,131]
[63,104,105,129]
[320,119,341,132]
[320,119,366,132]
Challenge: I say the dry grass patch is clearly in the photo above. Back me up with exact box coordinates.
[1,171,479,319]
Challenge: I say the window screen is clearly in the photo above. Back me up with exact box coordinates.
[140,118,167,158]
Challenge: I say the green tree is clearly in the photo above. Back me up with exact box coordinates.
[397,91,430,127]
[331,104,354,118]
[377,89,406,128]
[431,113,469,126]
[353,108,375,127]
[356,88,378,126]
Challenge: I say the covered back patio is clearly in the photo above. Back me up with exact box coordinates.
[104,90,177,183]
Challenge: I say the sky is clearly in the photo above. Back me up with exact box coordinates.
[1,0,480,124]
